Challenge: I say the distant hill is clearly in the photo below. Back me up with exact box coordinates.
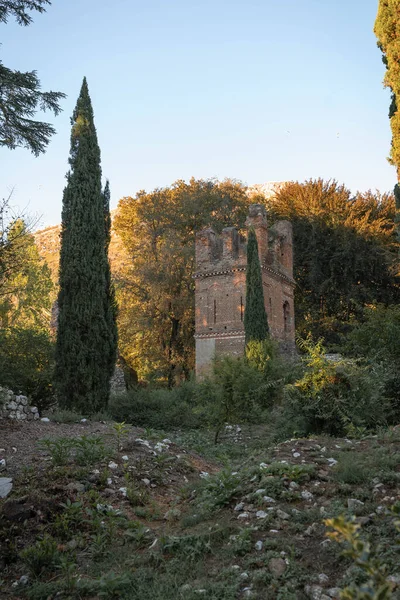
[34,209,129,284]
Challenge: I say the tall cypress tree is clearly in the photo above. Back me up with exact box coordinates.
[55,78,118,413]
[244,227,269,344]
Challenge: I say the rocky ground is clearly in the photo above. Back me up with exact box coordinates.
[1,418,400,599]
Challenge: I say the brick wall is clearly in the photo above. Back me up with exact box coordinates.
[194,204,295,375]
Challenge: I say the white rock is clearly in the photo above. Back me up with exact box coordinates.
[142,478,151,486]
[259,462,268,469]
[293,452,301,458]
[30,406,38,413]
[81,418,88,423]
[0,477,13,498]
[0,458,6,470]
[118,487,127,497]
[7,401,17,410]
[107,478,112,485]
[40,417,50,423]
[19,575,29,585]
[254,488,266,495]
[289,481,300,490]
[108,461,118,470]
[301,490,314,501]
[327,458,338,467]
[162,439,172,444]
[262,496,276,503]
[240,572,249,580]
[269,529,279,533]
[199,471,209,479]
[256,511,268,519]
[237,512,250,519]
[255,540,263,551]
[234,502,245,511]
[318,573,329,584]
[121,455,129,461]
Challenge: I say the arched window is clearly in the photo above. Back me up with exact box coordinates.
[283,301,290,334]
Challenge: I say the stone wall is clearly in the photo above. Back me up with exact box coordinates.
[0,387,39,421]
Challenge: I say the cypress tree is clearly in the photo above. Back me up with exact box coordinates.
[244,227,269,344]
[55,78,118,413]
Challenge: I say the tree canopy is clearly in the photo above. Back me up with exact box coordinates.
[0,0,65,155]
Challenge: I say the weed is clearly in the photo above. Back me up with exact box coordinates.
[75,435,108,465]
[37,437,74,466]
[112,421,129,452]
[20,535,61,577]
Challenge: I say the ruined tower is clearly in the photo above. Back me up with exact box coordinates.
[194,204,295,375]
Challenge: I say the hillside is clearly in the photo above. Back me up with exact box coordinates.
[34,209,129,284]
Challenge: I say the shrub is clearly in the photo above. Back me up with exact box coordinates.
[280,336,388,437]
[108,381,207,430]
[0,327,54,410]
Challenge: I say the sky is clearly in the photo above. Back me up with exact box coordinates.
[0,0,395,228]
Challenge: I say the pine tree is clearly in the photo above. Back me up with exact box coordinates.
[244,227,269,344]
[54,78,118,414]
[0,1,65,155]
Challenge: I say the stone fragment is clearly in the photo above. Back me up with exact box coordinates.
[108,461,118,470]
[268,557,286,577]
[40,417,50,423]
[277,509,290,520]
[347,498,365,513]
[256,510,268,519]
[305,585,324,599]
[234,502,245,511]
[0,458,6,471]
[289,481,299,490]
[254,488,266,495]
[121,455,129,461]
[237,512,250,520]
[262,496,276,504]
[318,573,329,584]
[301,490,314,501]
[0,477,12,498]
[255,540,263,551]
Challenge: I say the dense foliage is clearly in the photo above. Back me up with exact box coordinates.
[0,0,65,155]
[114,178,251,385]
[375,1,400,181]
[244,227,269,344]
[266,179,400,343]
[55,78,118,414]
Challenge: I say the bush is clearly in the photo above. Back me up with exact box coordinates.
[108,381,208,430]
[278,336,388,437]
[0,327,54,410]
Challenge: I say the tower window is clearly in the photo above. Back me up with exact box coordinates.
[283,301,290,333]
[240,296,244,322]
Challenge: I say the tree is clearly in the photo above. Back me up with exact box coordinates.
[0,0,65,155]
[243,227,269,344]
[0,218,53,328]
[265,179,400,343]
[55,78,117,414]
[114,178,251,385]
[375,1,400,181]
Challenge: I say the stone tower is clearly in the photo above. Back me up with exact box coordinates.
[194,204,295,375]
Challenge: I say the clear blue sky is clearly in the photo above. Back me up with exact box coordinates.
[0,0,394,228]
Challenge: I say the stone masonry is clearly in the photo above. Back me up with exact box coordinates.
[194,204,295,375]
